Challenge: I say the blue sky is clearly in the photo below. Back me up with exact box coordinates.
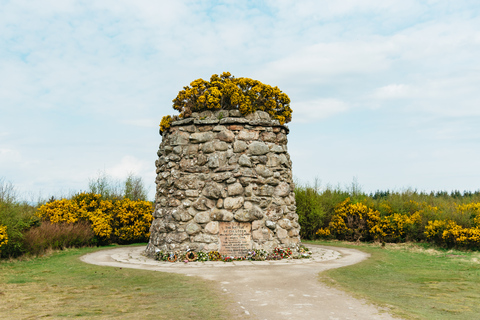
[1,0,479,200]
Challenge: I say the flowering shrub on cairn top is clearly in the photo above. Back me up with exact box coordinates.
[160,72,292,132]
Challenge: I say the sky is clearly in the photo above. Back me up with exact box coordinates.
[1,0,480,201]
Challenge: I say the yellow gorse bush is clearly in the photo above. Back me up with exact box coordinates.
[161,72,292,132]
[112,198,153,242]
[317,198,381,241]
[37,192,153,244]
[317,197,480,249]
[0,225,8,250]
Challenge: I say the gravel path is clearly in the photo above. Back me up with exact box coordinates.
[81,245,401,320]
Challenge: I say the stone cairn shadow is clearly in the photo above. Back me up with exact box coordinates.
[146,109,300,257]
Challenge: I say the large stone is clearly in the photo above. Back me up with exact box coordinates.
[190,132,214,143]
[238,154,252,167]
[277,218,293,230]
[261,132,277,142]
[265,220,276,230]
[214,141,229,151]
[202,182,224,199]
[248,141,269,155]
[169,131,190,145]
[238,130,259,141]
[227,182,244,196]
[193,197,215,211]
[202,142,215,153]
[257,185,275,196]
[185,222,202,235]
[216,130,235,142]
[172,208,192,222]
[207,154,220,168]
[150,219,167,233]
[210,208,234,221]
[275,182,291,197]
[266,154,280,167]
[223,197,244,210]
[276,226,288,239]
[234,206,263,222]
[193,233,217,243]
[194,211,211,224]
[233,141,248,153]
[204,221,219,234]
[255,164,273,178]
[165,232,189,243]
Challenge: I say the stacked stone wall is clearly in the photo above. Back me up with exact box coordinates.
[146,109,300,256]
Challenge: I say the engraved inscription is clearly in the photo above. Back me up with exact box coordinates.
[219,222,252,256]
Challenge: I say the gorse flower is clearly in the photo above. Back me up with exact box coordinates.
[0,225,8,251]
[36,192,153,244]
[160,72,292,132]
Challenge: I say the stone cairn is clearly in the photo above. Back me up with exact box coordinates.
[145,109,300,257]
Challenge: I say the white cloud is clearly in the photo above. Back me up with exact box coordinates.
[292,98,349,123]
[371,84,412,100]
[0,148,22,165]
[106,155,150,180]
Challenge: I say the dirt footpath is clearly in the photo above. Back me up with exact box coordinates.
[81,245,401,320]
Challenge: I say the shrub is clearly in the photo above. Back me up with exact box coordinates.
[0,179,40,258]
[161,72,292,132]
[23,221,95,255]
[295,184,326,240]
[0,225,8,251]
[36,192,153,245]
[112,198,154,243]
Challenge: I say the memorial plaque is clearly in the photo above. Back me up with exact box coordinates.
[219,222,252,256]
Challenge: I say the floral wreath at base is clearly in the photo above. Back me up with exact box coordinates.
[154,246,311,263]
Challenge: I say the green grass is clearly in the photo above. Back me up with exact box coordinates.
[0,245,238,319]
[308,240,480,320]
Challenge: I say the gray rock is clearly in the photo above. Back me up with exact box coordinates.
[227,182,244,196]
[185,189,199,197]
[266,154,280,167]
[261,132,277,142]
[202,142,215,153]
[276,226,288,239]
[207,154,220,168]
[265,220,276,230]
[214,141,229,151]
[165,232,189,243]
[204,221,219,234]
[248,141,269,155]
[192,233,217,243]
[169,131,190,145]
[223,197,244,210]
[255,164,273,178]
[210,209,234,221]
[238,154,252,167]
[190,132,214,143]
[216,130,235,142]
[275,182,290,197]
[228,109,242,117]
[192,197,215,211]
[234,206,263,222]
[185,222,202,235]
[194,211,211,224]
[238,130,259,141]
[172,209,192,222]
[277,218,293,230]
[233,140,248,153]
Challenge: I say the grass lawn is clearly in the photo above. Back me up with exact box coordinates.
[0,245,238,320]
[308,240,480,320]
